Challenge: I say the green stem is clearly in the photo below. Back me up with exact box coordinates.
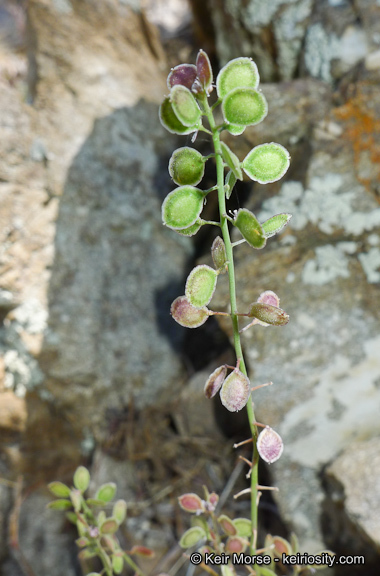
[202,95,259,554]
[123,553,146,576]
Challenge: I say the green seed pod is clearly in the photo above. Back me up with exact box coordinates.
[162,186,204,230]
[220,370,250,412]
[261,213,292,238]
[100,517,119,534]
[220,142,243,180]
[95,482,117,503]
[73,466,90,493]
[216,57,260,98]
[248,302,289,326]
[167,64,197,90]
[196,49,213,93]
[112,555,124,575]
[159,96,199,135]
[243,143,290,184]
[211,236,227,272]
[226,123,246,136]
[179,526,206,549]
[225,170,237,200]
[48,481,71,498]
[185,264,217,308]
[47,499,73,510]
[170,295,209,328]
[204,365,227,399]
[169,147,205,186]
[170,85,202,127]
[257,426,284,464]
[222,88,268,127]
[232,518,252,538]
[112,500,127,524]
[176,220,202,237]
[234,208,266,249]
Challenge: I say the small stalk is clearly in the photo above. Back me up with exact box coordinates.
[202,95,259,554]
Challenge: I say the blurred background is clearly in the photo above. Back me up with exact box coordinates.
[1,0,380,575]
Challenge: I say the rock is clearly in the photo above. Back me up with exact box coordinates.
[323,437,380,569]
[211,78,380,552]
[0,392,27,433]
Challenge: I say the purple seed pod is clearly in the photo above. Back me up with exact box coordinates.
[170,296,209,328]
[196,49,213,93]
[257,426,284,464]
[204,365,227,399]
[248,302,289,326]
[167,64,197,90]
[257,290,280,308]
[220,370,250,412]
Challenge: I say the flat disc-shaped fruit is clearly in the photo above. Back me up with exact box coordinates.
[216,57,260,98]
[185,264,217,308]
[170,296,209,328]
[162,186,204,230]
[222,88,268,127]
[220,370,250,412]
[169,147,205,186]
[234,208,266,249]
[243,143,290,184]
[159,97,199,135]
[170,85,201,127]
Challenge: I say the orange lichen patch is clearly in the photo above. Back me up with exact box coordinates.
[334,90,380,194]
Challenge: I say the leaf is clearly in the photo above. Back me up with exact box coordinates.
[179,526,206,549]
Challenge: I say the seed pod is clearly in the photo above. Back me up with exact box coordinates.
[248,302,289,326]
[225,170,237,200]
[225,536,248,554]
[178,493,205,513]
[167,64,197,90]
[169,147,205,186]
[196,49,213,92]
[216,57,260,98]
[211,236,227,272]
[159,96,199,135]
[222,88,268,127]
[73,466,90,493]
[261,213,292,238]
[243,143,290,184]
[162,186,204,230]
[234,208,266,249]
[186,264,217,308]
[176,220,202,237]
[170,85,202,127]
[170,296,209,328]
[204,365,227,399]
[257,426,284,464]
[218,515,237,536]
[226,123,246,136]
[220,141,243,180]
[220,370,250,412]
[179,526,206,549]
[257,290,280,308]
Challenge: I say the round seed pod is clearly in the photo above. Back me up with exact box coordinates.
[185,264,218,308]
[176,220,202,237]
[169,147,205,186]
[204,365,227,399]
[162,186,204,230]
[226,123,246,136]
[222,88,268,127]
[261,213,292,238]
[220,370,250,412]
[211,236,227,272]
[170,85,202,127]
[159,96,199,135]
[216,57,260,99]
[248,302,289,326]
[234,208,266,249]
[167,64,197,90]
[257,426,284,464]
[170,296,209,328]
[220,142,243,180]
[242,143,290,184]
[196,49,213,93]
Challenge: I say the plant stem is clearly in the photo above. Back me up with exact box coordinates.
[202,96,259,554]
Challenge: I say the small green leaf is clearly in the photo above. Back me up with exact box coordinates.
[185,264,217,308]
[48,482,71,498]
[211,236,227,272]
[179,526,206,549]
[170,85,202,127]
[232,518,252,538]
[261,213,292,238]
[225,170,237,200]
[100,517,119,534]
[170,296,209,329]
[47,499,72,510]
[234,208,266,249]
[73,466,90,493]
[220,142,243,180]
[169,147,205,186]
[217,57,260,98]
[162,186,204,230]
[113,500,127,524]
[220,370,250,412]
[159,96,199,135]
[222,88,268,127]
[242,143,290,184]
[96,483,117,503]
